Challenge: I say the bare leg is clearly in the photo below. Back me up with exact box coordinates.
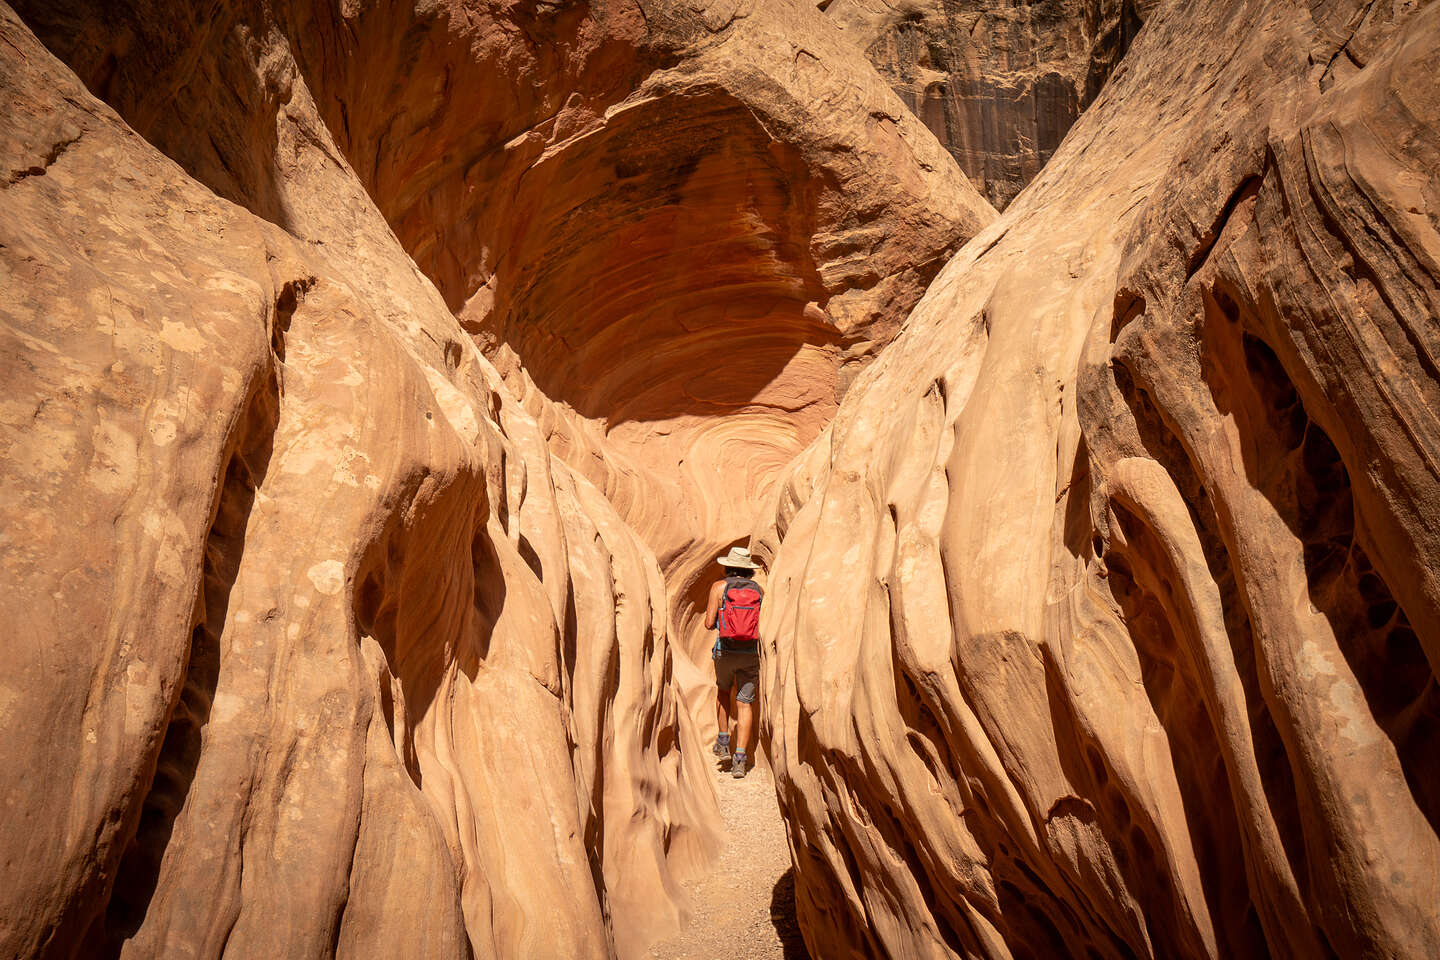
[735,699,755,759]
[728,686,739,744]
[715,684,731,742]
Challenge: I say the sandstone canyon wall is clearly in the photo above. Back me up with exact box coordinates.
[823,0,1154,209]
[756,0,1440,956]
[0,0,992,954]
[0,5,719,958]
[276,0,999,670]
[112,0,998,674]
[5,0,1440,957]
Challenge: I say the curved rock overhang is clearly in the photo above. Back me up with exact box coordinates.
[270,0,999,665]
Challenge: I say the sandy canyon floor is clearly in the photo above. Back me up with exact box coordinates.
[650,761,808,960]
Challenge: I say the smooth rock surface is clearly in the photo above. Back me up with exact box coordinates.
[7,0,1440,957]
[755,0,1440,956]
[236,0,996,671]
[0,6,717,958]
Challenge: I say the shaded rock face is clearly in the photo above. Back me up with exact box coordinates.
[825,0,1153,209]
[258,0,994,669]
[1,5,718,958]
[755,0,1440,957]
[1,0,989,956]
[17,0,996,674]
[7,0,1439,959]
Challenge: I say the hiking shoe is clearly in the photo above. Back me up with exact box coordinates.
[731,751,747,778]
[713,739,730,763]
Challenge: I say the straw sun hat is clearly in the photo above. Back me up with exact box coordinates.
[716,546,760,570]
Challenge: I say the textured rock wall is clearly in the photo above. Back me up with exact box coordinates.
[824,0,1154,209]
[10,0,1438,958]
[0,5,717,958]
[236,0,997,670]
[755,0,1440,956]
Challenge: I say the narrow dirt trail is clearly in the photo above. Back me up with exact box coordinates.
[649,759,810,960]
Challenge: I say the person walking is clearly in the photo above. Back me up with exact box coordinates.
[706,546,764,778]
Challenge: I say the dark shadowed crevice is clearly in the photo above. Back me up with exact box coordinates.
[1211,284,1440,836]
[87,318,283,956]
[1186,175,1263,280]
[270,277,314,365]
[1109,343,1315,925]
[468,528,506,667]
[844,0,1152,210]
[1098,514,1269,960]
[13,0,293,230]
[768,868,812,960]
[1083,0,1147,104]
[1061,434,1095,557]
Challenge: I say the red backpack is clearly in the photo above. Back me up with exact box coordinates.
[717,577,763,649]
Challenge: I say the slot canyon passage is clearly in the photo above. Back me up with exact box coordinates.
[2,0,1439,957]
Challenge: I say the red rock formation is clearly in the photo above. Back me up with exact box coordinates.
[9,0,1437,957]
[824,0,1154,209]
[236,0,995,670]
[0,6,716,958]
[2,0,995,951]
[18,0,995,679]
[755,0,1440,956]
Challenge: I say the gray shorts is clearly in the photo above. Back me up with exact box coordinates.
[714,648,759,703]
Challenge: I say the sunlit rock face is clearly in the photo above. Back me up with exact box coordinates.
[242,0,997,668]
[0,5,717,958]
[824,0,1154,209]
[755,0,1440,956]
[11,0,1437,958]
[1,1,995,954]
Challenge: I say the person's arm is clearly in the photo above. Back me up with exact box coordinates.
[704,580,722,631]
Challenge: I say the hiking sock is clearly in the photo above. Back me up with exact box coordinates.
[717,733,730,748]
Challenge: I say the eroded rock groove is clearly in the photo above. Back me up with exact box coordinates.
[3,0,1439,958]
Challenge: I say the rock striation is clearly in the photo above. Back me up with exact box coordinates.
[755,0,1440,956]
[824,0,1153,209]
[238,0,995,672]
[1,0,997,951]
[16,0,996,679]
[330,0,996,671]
[6,0,1440,957]
[0,5,717,958]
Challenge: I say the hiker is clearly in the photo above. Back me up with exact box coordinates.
[706,546,764,778]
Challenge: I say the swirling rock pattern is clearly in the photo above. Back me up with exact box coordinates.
[0,6,715,958]
[221,0,997,668]
[755,0,1440,956]
[8,0,1439,957]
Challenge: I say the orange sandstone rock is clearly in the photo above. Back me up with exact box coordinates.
[824,0,1156,210]
[225,0,997,682]
[7,0,1436,958]
[755,0,1440,957]
[19,0,995,687]
[0,6,715,958]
